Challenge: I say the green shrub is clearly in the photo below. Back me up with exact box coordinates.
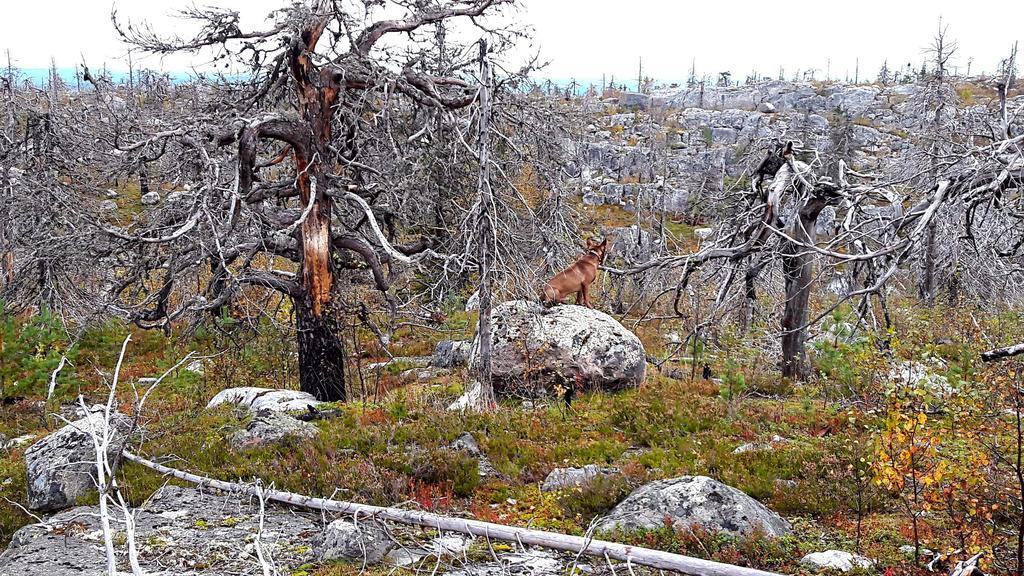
[0,302,77,399]
[556,473,631,521]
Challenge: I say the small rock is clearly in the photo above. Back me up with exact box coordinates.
[899,544,934,558]
[314,519,393,564]
[99,200,118,211]
[104,189,118,198]
[732,442,762,454]
[465,291,480,311]
[385,547,428,567]
[165,191,194,205]
[427,534,472,556]
[140,191,160,205]
[400,366,452,383]
[448,382,485,412]
[185,360,204,375]
[694,227,714,240]
[6,167,24,183]
[7,433,36,449]
[800,550,874,572]
[450,432,499,478]
[541,464,620,492]
[758,102,777,113]
[230,410,319,449]
[450,432,482,456]
[431,340,472,368]
[207,387,325,414]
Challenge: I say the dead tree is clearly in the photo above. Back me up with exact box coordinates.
[106,0,521,401]
[474,39,496,409]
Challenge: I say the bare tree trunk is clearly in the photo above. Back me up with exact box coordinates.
[289,12,347,401]
[0,160,11,288]
[139,164,149,197]
[781,195,830,380]
[475,39,496,409]
[1,53,13,289]
[919,220,937,305]
[295,297,346,401]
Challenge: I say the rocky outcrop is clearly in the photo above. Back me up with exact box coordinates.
[472,301,646,396]
[609,225,658,265]
[595,475,791,537]
[541,465,620,492]
[0,485,319,575]
[800,550,874,572]
[582,182,688,214]
[230,409,320,449]
[25,411,132,512]
[886,360,954,395]
[654,81,902,117]
[0,484,601,576]
[207,387,326,413]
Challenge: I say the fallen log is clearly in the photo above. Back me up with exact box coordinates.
[123,450,785,576]
[981,342,1024,362]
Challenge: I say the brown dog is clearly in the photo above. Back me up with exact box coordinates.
[540,238,609,308]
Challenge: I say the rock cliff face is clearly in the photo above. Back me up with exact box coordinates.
[576,80,940,220]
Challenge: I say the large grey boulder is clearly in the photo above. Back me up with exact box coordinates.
[230,410,319,449]
[140,191,160,205]
[800,550,874,572]
[595,475,791,537]
[25,411,132,512]
[207,387,325,413]
[432,340,472,368]
[314,519,393,564]
[472,301,646,396]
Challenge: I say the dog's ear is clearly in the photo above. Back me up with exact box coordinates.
[599,238,608,249]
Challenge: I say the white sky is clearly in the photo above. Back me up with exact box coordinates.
[1,1,1022,83]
